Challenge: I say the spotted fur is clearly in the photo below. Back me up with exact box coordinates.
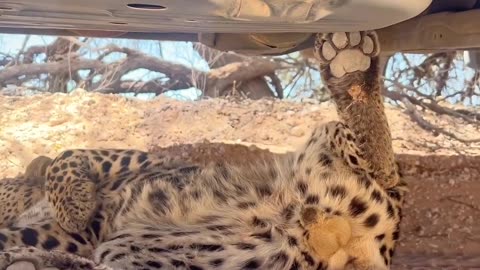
[0,31,406,270]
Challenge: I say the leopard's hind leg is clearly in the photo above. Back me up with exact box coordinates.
[314,31,399,190]
[309,31,407,269]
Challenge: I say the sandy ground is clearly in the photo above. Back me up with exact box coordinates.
[1,89,479,268]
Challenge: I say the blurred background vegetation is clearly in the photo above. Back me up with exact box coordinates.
[0,34,479,142]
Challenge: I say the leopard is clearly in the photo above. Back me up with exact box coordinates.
[0,31,406,270]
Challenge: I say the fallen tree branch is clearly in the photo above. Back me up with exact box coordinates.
[402,97,480,144]
[0,44,286,97]
[384,88,480,124]
[194,43,281,99]
[0,59,105,82]
[94,79,172,95]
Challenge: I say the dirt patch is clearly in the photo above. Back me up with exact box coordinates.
[1,90,479,268]
[2,89,480,177]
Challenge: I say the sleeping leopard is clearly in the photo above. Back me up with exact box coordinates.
[0,31,406,270]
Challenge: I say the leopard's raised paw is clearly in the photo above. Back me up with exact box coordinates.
[314,31,380,78]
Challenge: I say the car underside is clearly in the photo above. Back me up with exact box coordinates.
[0,0,479,56]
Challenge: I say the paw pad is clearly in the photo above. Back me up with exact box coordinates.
[314,31,380,78]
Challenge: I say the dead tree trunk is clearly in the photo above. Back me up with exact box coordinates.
[194,44,283,99]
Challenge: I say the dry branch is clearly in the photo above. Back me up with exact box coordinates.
[194,43,281,99]
[402,97,480,143]
[0,59,105,82]
[0,42,286,98]
[384,88,480,124]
